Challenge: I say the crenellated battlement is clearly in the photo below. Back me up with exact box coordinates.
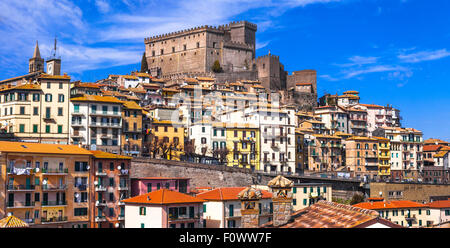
[144,21,257,43]
[256,54,280,61]
[223,40,254,50]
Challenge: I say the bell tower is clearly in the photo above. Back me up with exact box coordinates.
[29,41,44,73]
[46,37,61,76]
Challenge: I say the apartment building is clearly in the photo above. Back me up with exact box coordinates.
[122,101,143,157]
[305,134,343,172]
[314,105,349,134]
[226,123,260,171]
[0,141,92,228]
[354,200,432,227]
[375,137,391,179]
[346,106,368,137]
[89,151,131,228]
[69,95,123,154]
[0,75,71,144]
[148,120,184,160]
[197,187,273,228]
[344,136,379,181]
[291,183,332,211]
[383,127,424,182]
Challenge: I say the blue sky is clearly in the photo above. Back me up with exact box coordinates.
[0,0,449,140]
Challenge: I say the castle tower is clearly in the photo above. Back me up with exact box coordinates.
[237,187,262,228]
[267,175,294,227]
[29,41,44,73]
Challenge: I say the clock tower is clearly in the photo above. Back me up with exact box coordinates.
[46,37,61,76]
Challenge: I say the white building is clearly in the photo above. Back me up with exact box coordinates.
[197,187,273,228]
[70,95,123,154]
[122,189,205,228]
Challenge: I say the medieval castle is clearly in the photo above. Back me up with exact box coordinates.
[144,21,317,111]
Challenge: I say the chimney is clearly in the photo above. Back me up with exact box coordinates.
[268,175,294,227]
[237,187,262,228]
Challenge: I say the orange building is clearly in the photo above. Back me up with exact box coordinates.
[0,141,92,228]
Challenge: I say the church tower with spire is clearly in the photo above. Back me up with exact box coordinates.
[29,41,44,73]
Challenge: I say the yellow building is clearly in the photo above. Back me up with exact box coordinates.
[0,141,92,228]
[149,120,185,160]
[375,137,391,178]
[225,123,260,171]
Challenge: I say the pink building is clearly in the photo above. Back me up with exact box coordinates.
[131,177,190,197]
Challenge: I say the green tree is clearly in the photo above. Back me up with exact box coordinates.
[140,52,148,73]
[349,193,365,205]
[212,60,222,73]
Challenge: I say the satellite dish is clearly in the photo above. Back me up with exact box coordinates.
[75,193,80,198]
[94,181,98,185]
[96,201,99,204]
[115,223,120,228]
[379,191,382,196]
[117,166,121,170]
[87,166,90,170]
[42,180,47,185]
[35,168,40,173]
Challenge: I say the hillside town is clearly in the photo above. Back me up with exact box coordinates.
[0,21,449,229]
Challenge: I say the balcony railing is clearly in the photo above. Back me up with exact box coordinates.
[169,213,202,221]
[7,185,35,191]
[95,185,107,191]
[96,200,107,207]
[7,167,34,175]
[95,170,107,176]
[42,185,66,191]
[119,169,129,176]
[42,201,67,207]
[42,168,68,174]
[41,216,68,223]
[95,216,106,222]
[7,201,35,208]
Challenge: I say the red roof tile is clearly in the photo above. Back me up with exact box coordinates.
[426,200,450,209]
[196,187,272,201]
[122,189,205,205]
[423,144,443,152]
[262,201,386,228]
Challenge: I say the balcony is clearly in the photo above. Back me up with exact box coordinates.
[118,185,128,191]
[169,213,202,221]
[89,112,121,117]
[42,185,66,191]
[41,216,68,224]
[42,201,67,207]
[7,184,35,191]
[119,169,129,176]
[41,168,68,175]
[7,167,34,176]
[7,201,35,208]
[95,216,107,222]
[89,122,121,129]
[96,200,107,207]
[124,128,143,133]
[95,185,107,192]
[95,170,107,176]
[71,122,84,127]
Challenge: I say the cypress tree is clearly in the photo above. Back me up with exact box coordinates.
[140,52,148,73]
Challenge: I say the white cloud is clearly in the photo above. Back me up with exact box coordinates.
[95,0,111,14]
[398,49,450,63]
[342,65,409,79]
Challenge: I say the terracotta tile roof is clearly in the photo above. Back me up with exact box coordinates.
[296,82,312,86]
[433,151,448,158]
[90,150,132,160]
[359,103,384,109]
[262,201,381,228]
[122,189,206,205]
[123,101,143,110]
[426,200,450,209]
[353,200,426,210]
[424,138,448,145]
[38,73,71,80]
[135,177,189,180]
[0,141,92,155]
[71,94,123,104]
[423,144,443,152]
[196,187,272,201]
[343,90,359,94]
[0,215,29,228]
[127,87,146,94]
[196,77,215,81]
[0,83,41,92]
[73,82,101,89]
[133,72,152,78]
[122,75,138,80]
